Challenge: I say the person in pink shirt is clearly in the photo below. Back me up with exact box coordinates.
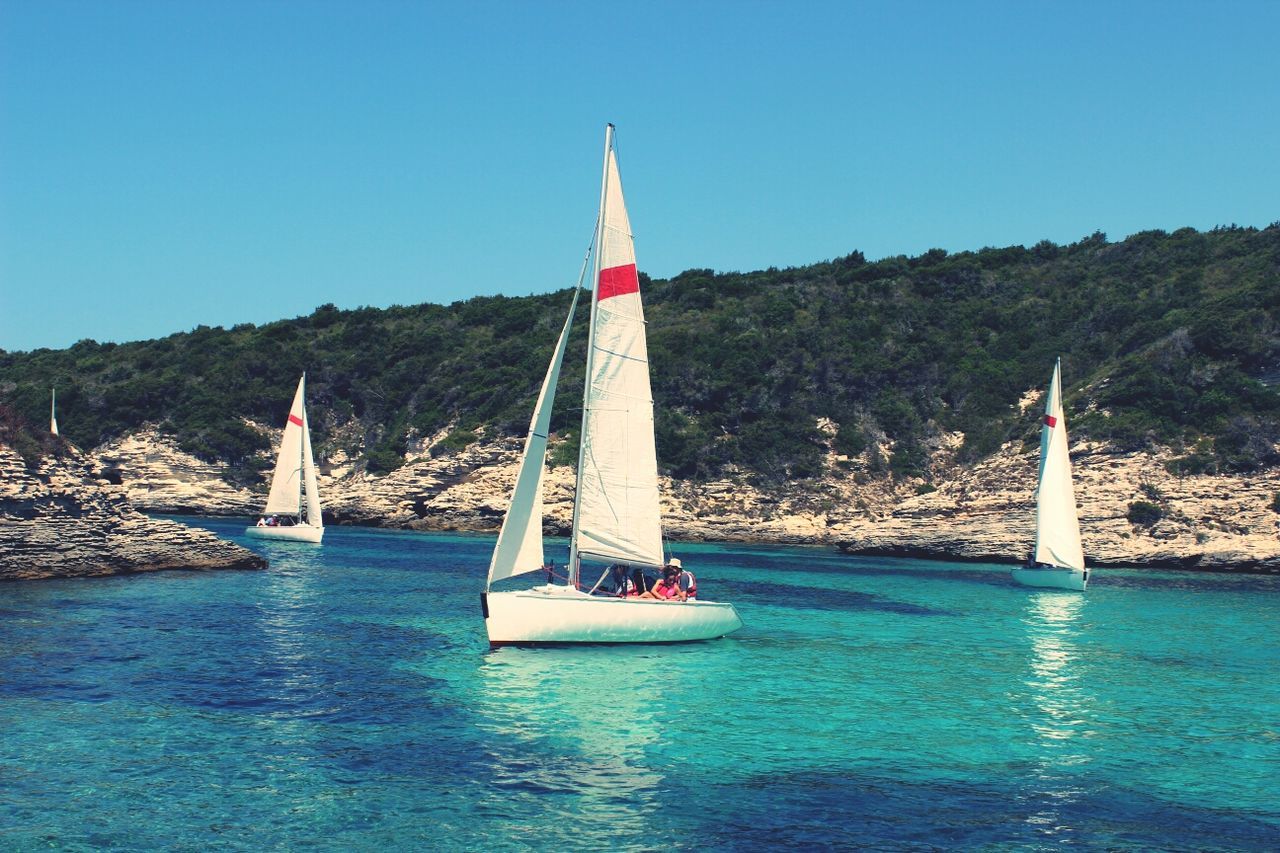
[640,565,681,600]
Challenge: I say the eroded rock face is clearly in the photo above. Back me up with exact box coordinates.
[97,426,913,541]
[93,428,259,516]
[0,445,266,581]
[836,442,1280,572]
[89,426,1280,572]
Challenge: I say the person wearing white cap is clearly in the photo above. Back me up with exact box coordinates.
[665,557,697,601]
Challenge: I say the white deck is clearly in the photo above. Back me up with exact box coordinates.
[244,524,324,544]
[1011,565,1088,591]
[484,584,743,645]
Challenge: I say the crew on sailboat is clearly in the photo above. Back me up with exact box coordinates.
[597,559,697,601]
[1024,550,1056,570]
[638,567,678,600]
[605,564,638,597]
[667,558,696,600]
[632,560,694,601]
[256,514,300,527]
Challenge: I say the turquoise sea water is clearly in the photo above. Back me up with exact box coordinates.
[2,518,1278,850]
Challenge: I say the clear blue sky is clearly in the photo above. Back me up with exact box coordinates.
[2,1,1277,352]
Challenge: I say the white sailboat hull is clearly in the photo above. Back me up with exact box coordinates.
[483,585,744,646]
[1011,566,1088,591]
[244,524,324,544]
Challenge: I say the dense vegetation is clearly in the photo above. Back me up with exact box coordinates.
[0,404,68,470]
[2,225,1278,484]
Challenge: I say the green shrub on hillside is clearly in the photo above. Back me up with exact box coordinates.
[433,427,478,456]
[0,404,67,469]
[2,226,1279,485]
[1127,501,1164,526]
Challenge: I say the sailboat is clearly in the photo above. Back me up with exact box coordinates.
[245,374,324,544]
[50,388,58,436]
[481,124,743,646]
[1012,358,1088,591]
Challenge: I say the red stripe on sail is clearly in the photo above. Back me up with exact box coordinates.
[598,263,639,301]
[288,414,304,427]
[1043,415,1057,428]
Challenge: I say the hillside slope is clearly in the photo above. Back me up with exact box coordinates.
[3,226,1278,486]
[2,227,1279,569]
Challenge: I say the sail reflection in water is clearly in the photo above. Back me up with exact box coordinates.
[474,649,668,841]
[1018,592,1096,835]
[253,553,331,718]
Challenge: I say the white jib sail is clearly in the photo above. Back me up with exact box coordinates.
[1034,358,1084,570]
[574,139,664,569]
[487,286,582,587]
[50,388,58,436]
[264,375,308,515]
[301,405,323,526]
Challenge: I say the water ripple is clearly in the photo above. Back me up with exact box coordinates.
[0,518,1276,849]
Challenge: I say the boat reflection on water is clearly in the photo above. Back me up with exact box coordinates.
[252,552,333,721]
[474,648,669,840]
[1018,592,1096,837]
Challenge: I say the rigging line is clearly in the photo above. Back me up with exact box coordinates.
[586,564,611,596]
[578,402,651,412]
[589,346,648,364]
[594,301,643,319]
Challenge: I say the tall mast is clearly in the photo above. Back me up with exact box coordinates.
[567,123,614,588]
[298,373,307,521]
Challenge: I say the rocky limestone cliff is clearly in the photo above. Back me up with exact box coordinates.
[94,424,912,542]
[837,441,1280,572]
[0,444,266,581]
[94,427,261,515]
[90,424,1280,572]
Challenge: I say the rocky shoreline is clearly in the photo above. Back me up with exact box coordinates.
[834,441,1280,573]
[0,443,266,582]
[86,425,1280,573]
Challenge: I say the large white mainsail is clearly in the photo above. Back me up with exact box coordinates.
[1033,358,1084,570]
[487,283,583,587]
[50,388,58,436]
[570,126,664,573]
[264,374,313,517]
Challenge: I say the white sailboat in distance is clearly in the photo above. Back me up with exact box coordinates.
[50,388,58,436]
[1012,358,1088,591]
[481,124,743,646]
[245,374,324,544]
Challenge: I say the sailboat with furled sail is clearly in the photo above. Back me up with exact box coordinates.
[245,374,324,544]
[1012,358,1088,590]
[481,124,743,646]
